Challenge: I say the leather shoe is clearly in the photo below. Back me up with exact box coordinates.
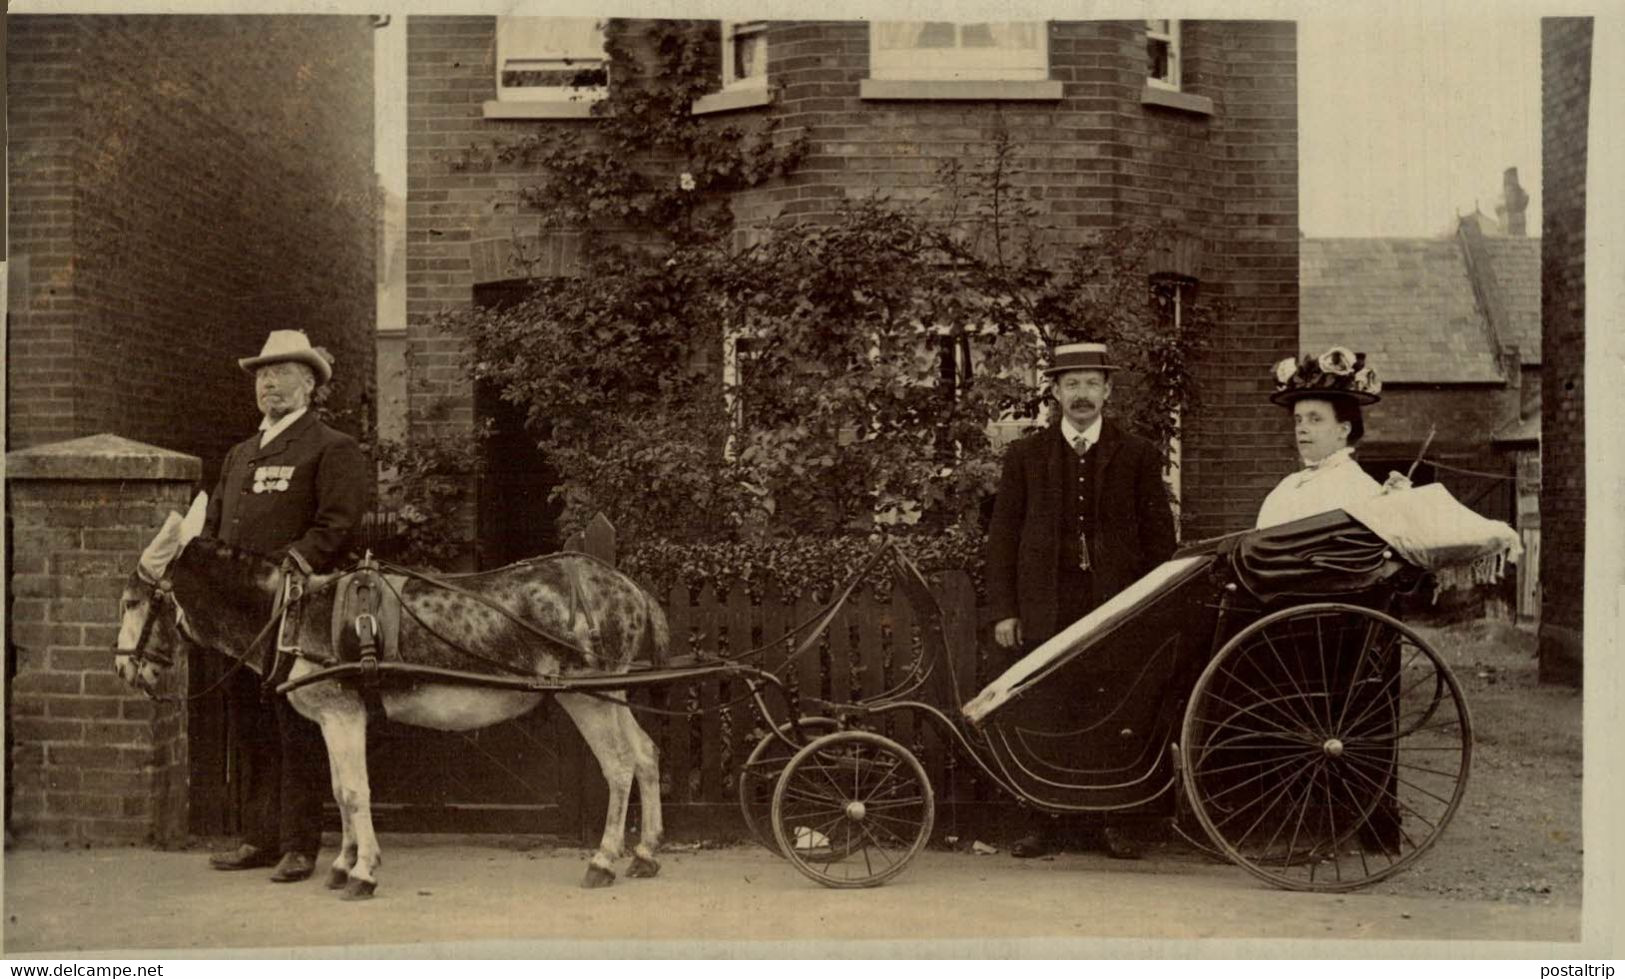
[1010,833,1056,859]
[1100,824,1142,861]
[269,851,316,883]
[209,844,278,871]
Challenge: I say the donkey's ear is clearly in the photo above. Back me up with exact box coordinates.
[179,491,208,543]
[137,513,185,582]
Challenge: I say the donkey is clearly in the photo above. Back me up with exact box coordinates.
[114,493,668,899]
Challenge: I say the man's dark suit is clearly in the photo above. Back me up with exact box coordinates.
[203,411,369,860]
[204,412,370,571]
[986,418,1176,646]
[985,417,1177,855]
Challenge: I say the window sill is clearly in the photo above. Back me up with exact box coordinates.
[693,86,772,115]
[1139,85,1214,116]
[859,79,1064,102]
[482,99,600,120]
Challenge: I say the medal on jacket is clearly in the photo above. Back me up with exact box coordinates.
[252,465,294,494]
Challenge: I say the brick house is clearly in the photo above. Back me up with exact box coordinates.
[5,15,377,844]
[1300,171,1541,618]
[359,15,1303,834]
[402,17,1300,550]
[1538,18,1590,685]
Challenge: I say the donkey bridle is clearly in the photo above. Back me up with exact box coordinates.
[118,566,280,703]
[125,569,179,670]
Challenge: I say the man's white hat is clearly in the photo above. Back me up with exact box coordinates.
[1042,342,1121,376]
[238,330,334,385]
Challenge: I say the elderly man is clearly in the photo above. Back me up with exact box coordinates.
[985,342,1176,859]
[204,330,369,883]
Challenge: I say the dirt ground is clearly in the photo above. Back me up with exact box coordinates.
[1,619,1586,957]
[0,839,1582,957]
[1363,619,1584,906]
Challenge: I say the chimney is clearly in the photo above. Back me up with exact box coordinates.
[1498,166,1529,236]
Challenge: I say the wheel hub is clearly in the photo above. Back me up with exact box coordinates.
[1322,737,1345,757]
[845,801,867,821]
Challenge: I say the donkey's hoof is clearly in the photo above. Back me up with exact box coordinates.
[581,864,617,889]
[325,867,349,890]
[627,855,661,879]
[341,878,376,901]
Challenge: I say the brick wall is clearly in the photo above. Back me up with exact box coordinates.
[6,437,201,846]
[1365,386,1522,456]
[1538,17,1590,685]
[5,16,377,485]
[5,17,80,448]
[404,18,1298,537]
[405,16,498,442]
[1180,21,1299,538]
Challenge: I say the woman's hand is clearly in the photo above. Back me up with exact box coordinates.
[994,617,1023,650]
[1382,471,1413,493]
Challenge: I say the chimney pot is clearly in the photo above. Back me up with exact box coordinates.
[1501,166,1529,237]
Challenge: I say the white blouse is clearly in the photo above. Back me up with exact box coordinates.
[1256,447,1384,529]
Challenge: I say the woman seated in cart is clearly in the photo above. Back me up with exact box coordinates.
[1256,346,1409,528]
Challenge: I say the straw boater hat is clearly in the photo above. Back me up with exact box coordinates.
[238,330,334,385]
[1042,342,1121,377]
[1270,346,1381,407]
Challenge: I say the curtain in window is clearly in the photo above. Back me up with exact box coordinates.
[874,21,931,50]
[499,17,605,61]
[984,23,1038,50]
[874,21,1037,52]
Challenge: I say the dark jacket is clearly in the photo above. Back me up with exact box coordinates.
[985,418,1176,643]
[203,411,370,573]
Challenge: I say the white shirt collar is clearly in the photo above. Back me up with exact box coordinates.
[258,407,308,447]
[1300,445,1355,471]
[1060,415,1103,448]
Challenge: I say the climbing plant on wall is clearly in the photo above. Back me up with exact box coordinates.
[436,19,1217,553]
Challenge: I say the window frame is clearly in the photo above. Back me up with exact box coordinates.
[1145,19,1182,92]
[493,16,610,105]
[868,21,1049,83]
[721,20,769,92]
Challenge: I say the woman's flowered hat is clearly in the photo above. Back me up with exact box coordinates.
[1270,346,1381,406]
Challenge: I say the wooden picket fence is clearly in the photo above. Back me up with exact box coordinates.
[566,515,1022,843]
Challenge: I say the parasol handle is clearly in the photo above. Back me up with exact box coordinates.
[1404,425,1438,481]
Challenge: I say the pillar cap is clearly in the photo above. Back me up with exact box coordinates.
[5,434,202,482]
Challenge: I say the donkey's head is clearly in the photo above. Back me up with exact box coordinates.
[114,492,208,694]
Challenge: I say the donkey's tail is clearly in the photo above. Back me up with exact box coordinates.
[640,585,671,667]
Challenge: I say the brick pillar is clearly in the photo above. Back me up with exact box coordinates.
[5,434,201,846]
[1538,18,1591,686]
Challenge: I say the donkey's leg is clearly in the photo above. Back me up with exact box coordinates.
[317,708,381,900]
[618,705,664,879]
[325,759,357,890]
[556,692,635,889]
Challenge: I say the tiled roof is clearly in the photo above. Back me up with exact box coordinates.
[1300,238,1503,384]
[1480,237,1542,365]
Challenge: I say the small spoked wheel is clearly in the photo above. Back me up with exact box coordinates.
[1181,602,1472,892]
[738,717,841,856]
[771,730,934,888]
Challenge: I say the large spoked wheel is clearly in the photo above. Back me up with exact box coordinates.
[1181,602,1472,892]
[739,717,842,856]
[771,730,934,888]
